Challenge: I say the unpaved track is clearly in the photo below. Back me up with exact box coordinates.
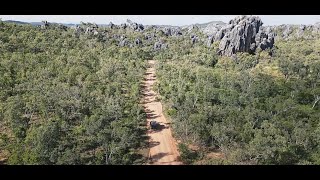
[141,60,182,165]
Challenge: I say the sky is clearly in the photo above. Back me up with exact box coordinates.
[1,15,320,26]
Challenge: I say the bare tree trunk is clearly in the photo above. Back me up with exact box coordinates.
[312,96,320,109]
[105,151,113,165]
[184,122,188,141]
[211,136,215,147]
[193,95,198,108]
[105,153,108,165]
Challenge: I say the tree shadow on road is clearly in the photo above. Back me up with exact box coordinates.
[149,141,160,148]
[147,113,160,119]
[149,152,169,163]
[143,77,156,81]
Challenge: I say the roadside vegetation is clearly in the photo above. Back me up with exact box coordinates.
[1,19,320,165]
[155,35,320,165]
[0,21,149,164]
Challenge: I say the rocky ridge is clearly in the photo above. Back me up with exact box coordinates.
[37,16,320,56]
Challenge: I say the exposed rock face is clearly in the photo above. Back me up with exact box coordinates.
[145,33,156,41]
[35,16,320,55]
[163,27,171,36]
[119,39,129,47]
[312,23,320,33]
[217,16,275,56]
[273,24,318,40]
[57,24,68,31]
[296,25,310,38]
[110,22,114,29]
[120,23,127,29]
[282,25,293,39]
[171,28,182,36]
[126,19,144,32]
[39,21,68,31]
[134,38,142,46]
[118,35,128,47]
[154,41,167,50]
[201,23,225,38]
[187,25,199,34]
[162,27,182,36]
[207,35,214,47]
[254,26,275,51]
[190,35,198,44]
[40,21,49,29]
[84,24,99,35]
[72,25,83,34]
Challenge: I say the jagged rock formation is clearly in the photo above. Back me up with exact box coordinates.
[33,16,320,56]
[217,16,275,56]
[207,35,214,47]
[280,25,294,40]
[312,23,320,34]
[118,35,128,47]
[190,34,198,44]
[154,41,167,50]
[170,27,183,36]
[126,19,144,32]
[201,22,226,36]
[40,21,49,29]
[144,33,156,41]
[119,39,129,47]
[273,24,319,40]
[134,38,142,46]
[120,23,127,29]
[254,26,275,51]
[70,22,100,36]
[109,22,116,29]
[186,25,200,34]
[39,21,67,31]
[161,27,182,36]
[85,24,99,35]
[71,25,83,37]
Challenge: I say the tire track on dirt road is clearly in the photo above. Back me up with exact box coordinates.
[141,60,182,165]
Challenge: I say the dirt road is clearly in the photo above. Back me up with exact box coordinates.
[141,60,182,165]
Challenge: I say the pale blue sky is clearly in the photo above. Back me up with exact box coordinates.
[1,15,320,26]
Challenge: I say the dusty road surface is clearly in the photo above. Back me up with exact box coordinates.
[141,60,182,165]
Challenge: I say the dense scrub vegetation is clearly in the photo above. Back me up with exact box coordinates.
[1,19,320,165]
[0,21,150,164]
[155,35,320,165]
